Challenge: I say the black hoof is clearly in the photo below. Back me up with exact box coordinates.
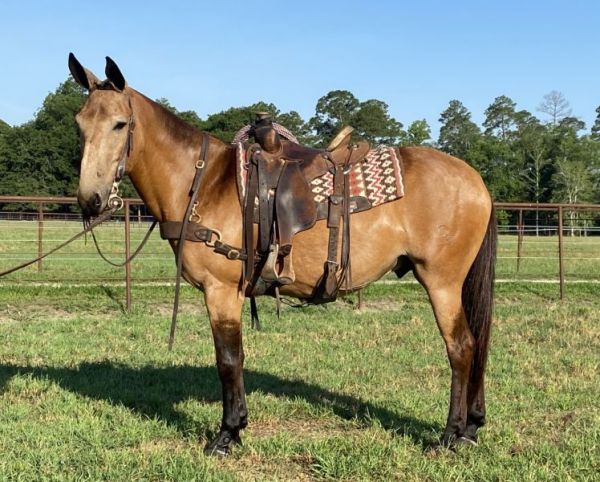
[204,431,241,457]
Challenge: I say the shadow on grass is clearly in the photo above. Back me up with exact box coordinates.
[0,362,440,447]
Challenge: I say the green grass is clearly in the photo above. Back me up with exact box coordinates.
[1,220,600,284]
[0,282,598,481]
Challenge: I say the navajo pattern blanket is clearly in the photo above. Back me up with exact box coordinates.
[235,143,404,214]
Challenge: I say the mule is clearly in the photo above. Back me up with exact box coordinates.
[69,54,496,455]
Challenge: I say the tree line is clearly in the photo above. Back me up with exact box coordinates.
[1,79,599,214]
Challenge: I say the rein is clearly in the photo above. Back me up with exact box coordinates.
[89,220,157,267]
[167,132,210,351]
[0,209,114,278]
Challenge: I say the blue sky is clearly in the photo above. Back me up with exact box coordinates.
[1,0,598,137]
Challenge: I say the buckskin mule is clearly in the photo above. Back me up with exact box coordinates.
[69,54,496,456]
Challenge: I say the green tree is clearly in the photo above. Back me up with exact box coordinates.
[483,95,518,141]
[438,100,481,161]
[513,112,551,233]
[0,119,10,157]
[155,98,204,130]
[592,105,600,140]
[351,99,403,145]
[203,102,277,142]
[308,90,403,146]
[403,119,431,146]
[549,119,597,233]
[308,90,360,144]
[276,110,312,144]
[0,119,10,138]
[0,79,86,201]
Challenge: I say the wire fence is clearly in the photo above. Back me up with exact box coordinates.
[1,197,599,306]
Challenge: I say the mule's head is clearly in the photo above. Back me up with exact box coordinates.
[69,53,134,217]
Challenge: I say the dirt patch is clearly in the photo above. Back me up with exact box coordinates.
[151,302,204,318]
[0,306,90,324]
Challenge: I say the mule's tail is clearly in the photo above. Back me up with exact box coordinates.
[462,207,497,390]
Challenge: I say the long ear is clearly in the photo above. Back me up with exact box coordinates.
[105,56,126,91]
[68,53,99,90]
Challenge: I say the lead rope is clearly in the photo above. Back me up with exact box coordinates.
[90,220,157,267]
[0,209,115,278]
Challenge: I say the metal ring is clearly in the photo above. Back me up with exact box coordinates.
[196,159,205,169]
[108,195,124,212]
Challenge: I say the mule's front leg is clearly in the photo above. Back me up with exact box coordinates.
[203,284,247,456]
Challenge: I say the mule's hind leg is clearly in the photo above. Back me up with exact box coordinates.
[203,284,247,456]
[415,271,475,446]
[464,376,485,442]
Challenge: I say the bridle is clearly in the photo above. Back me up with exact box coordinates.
[106,95,135,212]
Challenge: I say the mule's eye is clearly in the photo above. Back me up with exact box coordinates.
[113,121,127,131]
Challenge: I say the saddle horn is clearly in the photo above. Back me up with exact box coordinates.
[252,112,282,154]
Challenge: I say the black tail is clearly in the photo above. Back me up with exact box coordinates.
[462,207,497,390]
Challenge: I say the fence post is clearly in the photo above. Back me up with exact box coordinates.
[558,206,564,300]
[517,209,523,273]
[124,200,132,310]
[37,202,44,272]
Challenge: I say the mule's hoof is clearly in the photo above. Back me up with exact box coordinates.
[455,436,478,448]
[204,431,241,457]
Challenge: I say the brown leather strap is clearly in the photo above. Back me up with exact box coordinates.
[91,220,157,267]
[160,221,214,243]
[169,132,210,351]
[243,155,259,284]
[342,166,352,290]
[115,96,135,182]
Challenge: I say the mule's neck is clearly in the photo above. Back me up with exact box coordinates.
[126,90,237,222]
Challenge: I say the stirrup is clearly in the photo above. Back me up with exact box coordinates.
[261,244,280,282]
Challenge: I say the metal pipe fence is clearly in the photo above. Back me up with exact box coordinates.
[1,196,599,307]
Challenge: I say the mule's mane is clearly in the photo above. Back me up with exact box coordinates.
[140,92,203,148]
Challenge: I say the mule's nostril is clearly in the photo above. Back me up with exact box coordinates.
[92,193,102,208]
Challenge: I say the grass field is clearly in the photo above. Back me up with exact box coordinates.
[0,281,598,481]
[1,220,600,285]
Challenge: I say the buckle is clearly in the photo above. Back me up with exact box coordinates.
[205,229,222,248]
[226,249,241,260]
[196,159,205,169]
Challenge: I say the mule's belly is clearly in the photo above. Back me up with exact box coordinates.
[279,201,408,298]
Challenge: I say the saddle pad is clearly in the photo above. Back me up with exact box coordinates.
[235,143,404,211]
[310,146,404,206]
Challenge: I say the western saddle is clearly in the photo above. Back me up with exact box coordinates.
[242,113,370,303]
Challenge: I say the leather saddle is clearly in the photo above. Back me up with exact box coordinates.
[243,114,369,301]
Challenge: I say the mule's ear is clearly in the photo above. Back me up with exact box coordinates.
[68,53,99,91]
[105,56,126,91]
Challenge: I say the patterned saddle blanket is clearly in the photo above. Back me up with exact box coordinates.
[235,143,405,219]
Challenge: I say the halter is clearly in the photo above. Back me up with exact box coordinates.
[107,95,135,212]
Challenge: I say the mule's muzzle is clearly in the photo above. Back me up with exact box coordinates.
[78,191,106,218]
